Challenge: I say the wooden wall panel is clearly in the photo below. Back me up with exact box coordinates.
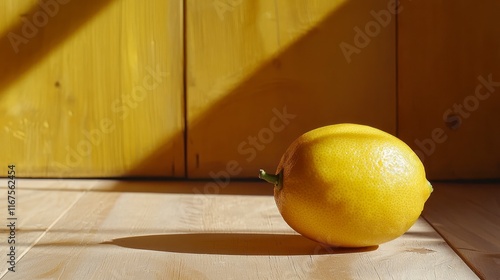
[398,0,500,179]
[0,0,184,177]
[186,0,397,178]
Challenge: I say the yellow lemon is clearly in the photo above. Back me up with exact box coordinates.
[259,123,432,247]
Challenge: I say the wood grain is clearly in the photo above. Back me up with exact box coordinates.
[423,183,500,280]
[186,0,397,178]
[0,0,184,177]
[398,0,500,179]
[0,180,88,277]
[0,180,478,279]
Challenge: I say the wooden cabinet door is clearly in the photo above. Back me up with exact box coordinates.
[399,0,500,179]
[186,0,397,178]
[0,0,184,177]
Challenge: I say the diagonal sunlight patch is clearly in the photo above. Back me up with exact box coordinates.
[0,0,185,178]
[186,0,348,122]
[184,0,399,178]
[0,0,119,94]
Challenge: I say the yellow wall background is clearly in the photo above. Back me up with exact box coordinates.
[1,0,498,179]
[399,0,500,179]
[186,0,396,178]
[0,0,184,177]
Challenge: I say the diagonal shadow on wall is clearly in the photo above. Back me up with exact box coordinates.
[122,0,396,185]
[4,0,397,194]
[0,0,117,93]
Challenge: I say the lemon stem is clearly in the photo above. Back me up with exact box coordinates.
[259,169,283,190]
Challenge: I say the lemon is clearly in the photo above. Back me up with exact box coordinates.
[259,123,432,247]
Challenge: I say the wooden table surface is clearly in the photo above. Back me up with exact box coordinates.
[422,183,500,280]
[0,180,496,279]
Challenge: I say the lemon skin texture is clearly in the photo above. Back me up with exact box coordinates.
[273,124,432,248]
